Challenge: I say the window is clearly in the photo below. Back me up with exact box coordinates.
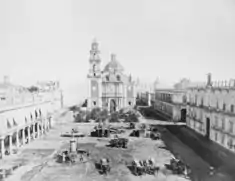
[201,98,204,106]
[228,138,233,149]
[229,121,234,133]
[231,105,234,113]
[106,76,109,81]
[215,116,218,127]
[116,75,120,81]
[215,132,218,141]
[93,101,96,106]
[94,73,96,77]
[221,134,225,145]
[195,95,198,104]
[222,118,225,129]
[199,124,203,132]
[223,103,226,111]
[216,101,219,109]
[129,101,131,106]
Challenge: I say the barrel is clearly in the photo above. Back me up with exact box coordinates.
[70,139,77,152]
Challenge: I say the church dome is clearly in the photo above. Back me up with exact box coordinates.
[103,54,124,72]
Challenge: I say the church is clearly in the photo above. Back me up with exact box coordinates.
[87,40,136,112]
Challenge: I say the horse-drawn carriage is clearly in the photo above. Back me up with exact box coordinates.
[56,150,77,163]
[96,158,111,175]
[129,158,160,176]
[130,122,135,129]
[90,126,110,137]
[165,157,190,176]
[109,138,128,148]
[150,132,161,140]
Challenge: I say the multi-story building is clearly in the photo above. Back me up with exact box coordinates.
[87,40,136,112]
[153,89,187,121]
[0,79,63,159]
[186,74,235,151]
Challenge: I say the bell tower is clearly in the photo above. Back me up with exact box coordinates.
[87,39,102,109]
[88,39,101,77]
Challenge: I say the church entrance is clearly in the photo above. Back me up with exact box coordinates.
[110,99,116,113]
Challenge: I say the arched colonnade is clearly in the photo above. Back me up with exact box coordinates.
[0,102,55,159]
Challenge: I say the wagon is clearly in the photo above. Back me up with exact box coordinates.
[96,158,111,174]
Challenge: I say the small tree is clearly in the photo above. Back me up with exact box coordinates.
[110,112,119,122]
[99,109,108,121]
[28,86,39,93]
[125,113,139,123]
[81,99,87,107]
[90,108,101,120]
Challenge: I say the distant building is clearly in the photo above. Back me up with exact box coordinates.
[186,74,235,151]
[87,40,136,112]
[153,89,187,122]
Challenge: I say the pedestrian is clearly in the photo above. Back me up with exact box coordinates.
[62,153,66,163]
[209,166,214,175]
[80,154,83,162]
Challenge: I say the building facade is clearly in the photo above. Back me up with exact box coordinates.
[87,40,136,112]
[153,89,187,121]
[186,74,235,151]
[0,79,63,159]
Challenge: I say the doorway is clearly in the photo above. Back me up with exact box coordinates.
[181,109,187,122]
[206,117,210,138]
[110,99,116,113]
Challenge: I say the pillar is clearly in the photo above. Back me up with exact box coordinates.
[0,136,5,159]
[9,134,12,155]
[15,130,19,148]
[37,123,40,138]
[22,129,25,145]
[27,126,31,143]
[41,121,44,135]
[32,123,35,139]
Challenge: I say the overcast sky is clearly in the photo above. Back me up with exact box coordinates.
[0,0,235,105]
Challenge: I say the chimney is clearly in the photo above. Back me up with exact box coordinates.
[3,76,10,84]
[207,73,212,87]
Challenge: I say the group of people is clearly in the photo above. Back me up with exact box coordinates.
[60,149,90,163]
[132,157,160,175]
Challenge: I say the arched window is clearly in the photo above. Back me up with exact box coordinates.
[231,105,234,113]
[223,103,226,111]
[216,100,219,109]
[117,75,120,81]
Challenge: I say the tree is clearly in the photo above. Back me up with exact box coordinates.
[81,99,88,107]
[28,86,39,92]
[124,113,139,122]
[90,108,102,121]
[99,109,108,121]
[110,112,119,122]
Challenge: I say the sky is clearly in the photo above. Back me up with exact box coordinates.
[0,0,235,105]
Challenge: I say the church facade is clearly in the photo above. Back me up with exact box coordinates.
[87,40,136,112]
